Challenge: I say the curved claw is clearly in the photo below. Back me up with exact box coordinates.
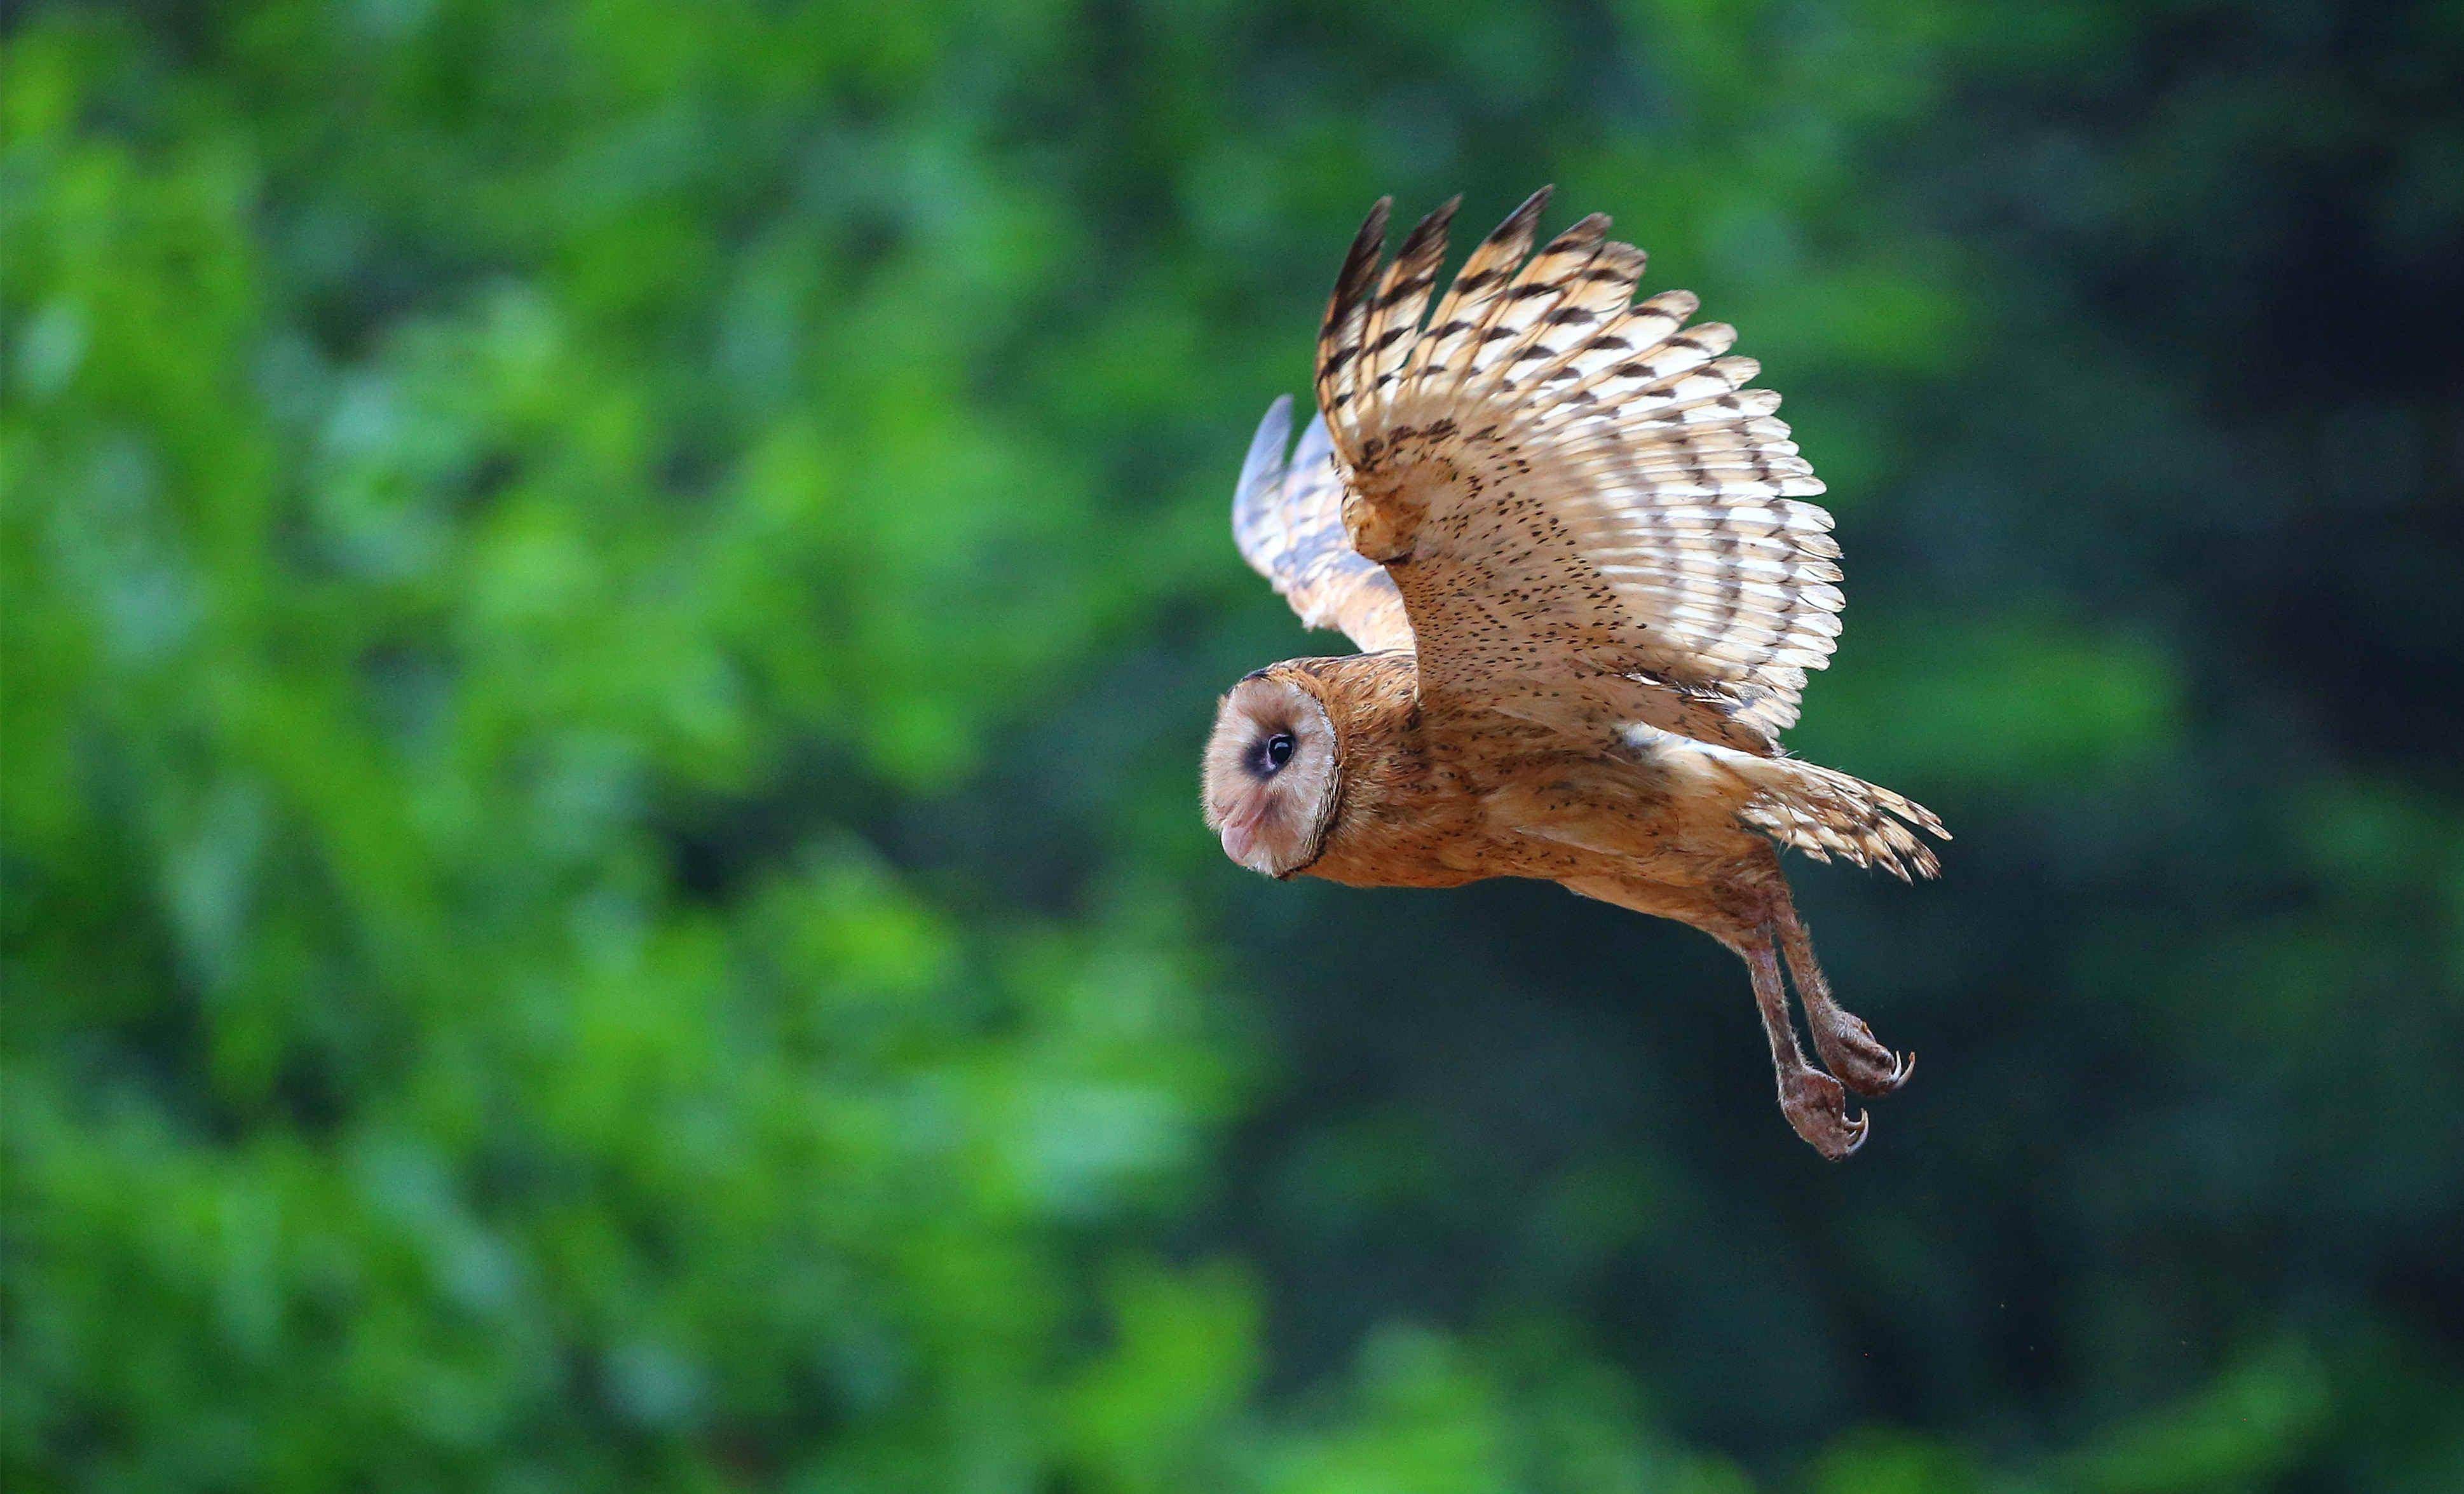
[1812,1012,1916,1099]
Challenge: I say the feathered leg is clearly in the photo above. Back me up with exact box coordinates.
[1566,868,1876,1158]
[1739,926,1868,1160]
[1774,887,1912,1098]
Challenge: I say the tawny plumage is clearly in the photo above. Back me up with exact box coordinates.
[1205,188,1952,1158]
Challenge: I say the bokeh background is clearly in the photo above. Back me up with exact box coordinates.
[6,1,2462,1489]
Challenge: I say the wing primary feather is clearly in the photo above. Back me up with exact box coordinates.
[1457,212,1613,401]
[1235,392,1296,513]
[1410,187,1554,405]
[1357,196,1458,431]
[1316,197,1392,444]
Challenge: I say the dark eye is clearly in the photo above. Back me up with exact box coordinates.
[1264,732,1296,770]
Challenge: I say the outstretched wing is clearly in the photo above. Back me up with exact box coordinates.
[1231,393,1415,655]
[1313,189,1846,752]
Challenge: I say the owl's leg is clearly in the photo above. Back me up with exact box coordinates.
[1741,927,1868,1160]
[1774,893,1912,1099]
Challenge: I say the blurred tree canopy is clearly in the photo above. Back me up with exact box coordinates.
[4,1,2461,1490]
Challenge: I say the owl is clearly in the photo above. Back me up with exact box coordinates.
[1203,189,1949,1158]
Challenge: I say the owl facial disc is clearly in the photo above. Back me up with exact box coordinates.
[1201,675,1340,878]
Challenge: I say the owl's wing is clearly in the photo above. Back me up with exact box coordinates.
[1232,393,1416,655]
[1312,189,1846,753]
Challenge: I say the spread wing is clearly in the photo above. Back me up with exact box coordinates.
[1231,393,1415,655]
[1312,189,1847,753]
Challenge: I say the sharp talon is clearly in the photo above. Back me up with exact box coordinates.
[1812,1012,1914,1099]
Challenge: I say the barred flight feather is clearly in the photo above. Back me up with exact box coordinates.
[1306,191,1945,874]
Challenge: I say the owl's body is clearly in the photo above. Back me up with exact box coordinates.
[1225,655,1795,916]
[1206,190,1949,1157]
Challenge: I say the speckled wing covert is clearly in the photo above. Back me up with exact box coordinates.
[1232,393,1416,655]
[1312,188,1848,752]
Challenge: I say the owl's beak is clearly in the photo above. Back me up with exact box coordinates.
[1218,803,1266,866]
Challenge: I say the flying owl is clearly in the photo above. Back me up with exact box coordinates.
[1202,188,1949,1159]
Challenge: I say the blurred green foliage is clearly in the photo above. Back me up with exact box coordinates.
[4,1,2461,1490]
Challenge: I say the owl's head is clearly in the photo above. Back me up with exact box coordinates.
[1202,669,1342,878]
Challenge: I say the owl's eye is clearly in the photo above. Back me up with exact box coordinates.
[1264,731,1296,771]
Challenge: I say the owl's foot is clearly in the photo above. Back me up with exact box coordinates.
[1775,900,1914,1100]
[1808,1008,1914,1099]
[1742,931,1874,1160]
[1778,1067,1868,1160]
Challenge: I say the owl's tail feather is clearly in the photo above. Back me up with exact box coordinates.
[1626,726,1947,881]
[1736,758,1947,882]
